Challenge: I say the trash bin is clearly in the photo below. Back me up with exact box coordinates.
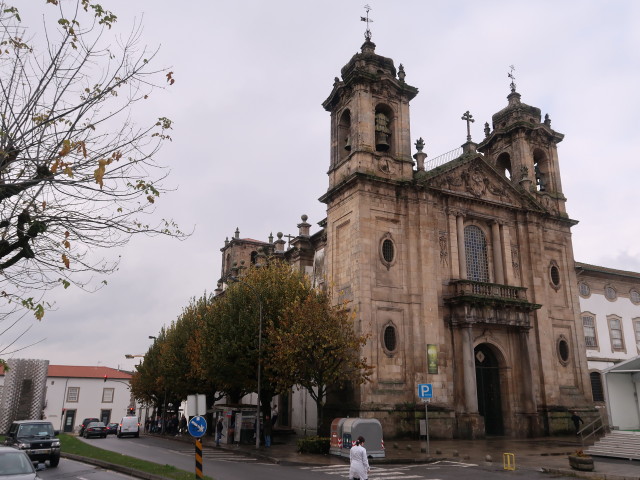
[330,418,346,455]
[341,418,385,458]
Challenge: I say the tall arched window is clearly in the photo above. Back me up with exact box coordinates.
[464,225,489,282]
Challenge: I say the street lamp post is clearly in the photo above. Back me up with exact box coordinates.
[226,276,263,449]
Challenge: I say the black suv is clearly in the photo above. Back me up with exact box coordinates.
[4,420,61,467]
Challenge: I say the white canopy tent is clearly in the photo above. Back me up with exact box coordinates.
[602,355,640,430]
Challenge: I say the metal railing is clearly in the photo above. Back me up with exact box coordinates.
[579,415,607,445]
[424,147,463,171]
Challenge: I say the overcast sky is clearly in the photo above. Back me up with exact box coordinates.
[6,0,640,370]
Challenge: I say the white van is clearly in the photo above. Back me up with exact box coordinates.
[117,416,140,438]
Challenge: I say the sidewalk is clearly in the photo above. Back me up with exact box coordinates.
[198,433,640,480]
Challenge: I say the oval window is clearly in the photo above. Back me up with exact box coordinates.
[557,337,570,364]
[578,282,590,297]
[382,239,395,263]
[383,325,397,352]
[550,265,561,286]
[631,289,640,305]
[605,286,617,300]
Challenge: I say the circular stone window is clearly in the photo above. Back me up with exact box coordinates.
[631,289,640,305]
[383,324,397,353]
[557,336,570,365]
[578,282,590,297]
[605,285,617,301]
[550,264,561,287]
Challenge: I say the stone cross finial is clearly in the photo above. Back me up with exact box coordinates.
[461,111,475,142]
[508,65,517,93]
[361,4,373,41]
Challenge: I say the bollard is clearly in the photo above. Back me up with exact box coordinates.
[503,452,515,471]
[195,439,203,479]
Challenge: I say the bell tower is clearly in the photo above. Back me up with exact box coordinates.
[478,70,567,215]
[322,36,418,190]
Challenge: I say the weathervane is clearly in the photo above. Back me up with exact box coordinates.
[461,111,475,142]
[508,65,516,93]
[361,4,373,41]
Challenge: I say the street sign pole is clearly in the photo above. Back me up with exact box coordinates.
[195,438,203,480]
[417,384,433,456]
[188,415,207,480]
[425,399,430,455]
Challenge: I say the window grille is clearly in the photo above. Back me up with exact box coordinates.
[383,325,397,352]
[464,225,489,282]
[382,239,395,263]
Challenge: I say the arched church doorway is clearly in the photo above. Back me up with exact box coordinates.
[475,343,504,435]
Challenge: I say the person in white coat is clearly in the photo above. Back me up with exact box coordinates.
[349,436,370,480]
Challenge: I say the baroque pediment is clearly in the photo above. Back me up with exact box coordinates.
[425,156,524,207]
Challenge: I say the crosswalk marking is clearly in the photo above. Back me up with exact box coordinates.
[300,464,432,479]
[173,448,256,462]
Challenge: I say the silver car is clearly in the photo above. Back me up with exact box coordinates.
[0,446,42,479]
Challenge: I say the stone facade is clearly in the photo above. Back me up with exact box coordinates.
[218,37,595,439]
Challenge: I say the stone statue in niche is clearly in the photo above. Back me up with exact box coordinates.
[439,231,449,266]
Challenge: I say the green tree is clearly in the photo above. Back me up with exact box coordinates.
[267,291,373,434]
[204,261,313,415]
[0,1,184,329]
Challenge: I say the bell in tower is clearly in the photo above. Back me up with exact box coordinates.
[375,111,390,151]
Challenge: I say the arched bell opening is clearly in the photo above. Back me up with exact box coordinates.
[496,152,512,180]
[338,109,352,163]
[374,104,394,153]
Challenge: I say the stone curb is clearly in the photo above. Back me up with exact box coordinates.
[542,467,640,480]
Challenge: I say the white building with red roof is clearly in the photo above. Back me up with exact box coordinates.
[1,362,136,433]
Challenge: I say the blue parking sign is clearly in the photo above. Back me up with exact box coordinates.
[418,383,432,398]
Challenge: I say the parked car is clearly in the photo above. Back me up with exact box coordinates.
[3,420,60,468]
[83,422,107,439]
[105,423,119,435]
[116,416,139,438]
[0,446,42,479]
[78,418,99,437]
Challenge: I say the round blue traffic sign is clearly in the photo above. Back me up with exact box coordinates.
[188,415,207,438]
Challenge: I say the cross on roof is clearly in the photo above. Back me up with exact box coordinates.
[461,111,475,142]
[508,65,517,93]
[361,5,373,41]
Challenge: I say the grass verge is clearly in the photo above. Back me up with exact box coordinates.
[59,434,213,480]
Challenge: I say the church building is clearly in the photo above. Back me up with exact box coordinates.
[218,32,595,439]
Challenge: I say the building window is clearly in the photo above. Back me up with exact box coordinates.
[630,289,640,305]
[590,372,605,402]
[102,388,115,403]
[66,387,79,403]
[382,239,394,263]
[464,225,489,282]
[607,316,625,351]
[604,285,617,301]
[379,233,396,269]
[582,314,598,348]
[634,318,640,352]
[557,336,570,365]
[382,323,398,354]
[549,262,561,288]
[578,282,590,297]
